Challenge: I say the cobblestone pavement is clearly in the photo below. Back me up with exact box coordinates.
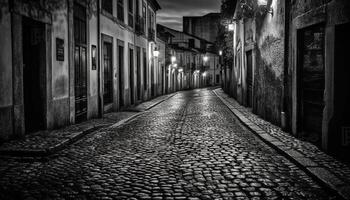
[0,88,337,199]
[0,93,174,155]
[215,89,350,186]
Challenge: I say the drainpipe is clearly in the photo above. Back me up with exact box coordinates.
[281,0,290,130]
[97,0,103,117]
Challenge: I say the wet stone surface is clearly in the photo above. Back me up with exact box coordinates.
[215,88,350,186]
[0,89,336,199]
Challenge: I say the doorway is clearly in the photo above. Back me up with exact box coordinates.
[74,3,88,123]
[118,40,124,108]
[103,40,113,106]
[298,24,325,147]
[22,17,46,133]
[129,45,135,105]
[246,50,253,107]
[143,48,147,95]
[333,22,350,162]
[136,47,142,101]
[151,60,155,96]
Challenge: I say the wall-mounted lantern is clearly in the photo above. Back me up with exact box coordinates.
[203,55,209,62]
[257,0,273,16]
[228,24,234,31]
[154,47,160,57]
[171,56,176,63]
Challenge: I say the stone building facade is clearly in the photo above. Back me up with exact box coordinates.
[183,13,221,43]
[158,24,221,90]
[223,0,350,160]
[230,0,286,125]
[286,0,350,159]
[0,0,162,142]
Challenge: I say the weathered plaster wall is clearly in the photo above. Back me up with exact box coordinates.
[183,14,220,43]
[288,0,350,152]
[88,9,98,118]
[50,3,70,128]
[0,0,13,141]
[100,11,149,107]
[290,0,331,19]
[253,0,285,125]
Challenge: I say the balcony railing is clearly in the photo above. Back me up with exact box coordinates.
[135,15,145,36]
[148,28,155,42]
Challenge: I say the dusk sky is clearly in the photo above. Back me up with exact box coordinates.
[157,0,222,31]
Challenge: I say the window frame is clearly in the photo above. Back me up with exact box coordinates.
[128,0,134,27]
[102,0,113,15]
[117,0,125,22]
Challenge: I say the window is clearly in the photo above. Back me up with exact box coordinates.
[102,0,113,15]
[189,39,195,48]
[147,9,155,40]
[136,0,140,15]
[128,0,134,27]
[117,0,124,22]
[142,2,146,33]
[148,9,154,30]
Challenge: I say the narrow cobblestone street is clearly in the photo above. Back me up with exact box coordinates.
[0,88,337,199]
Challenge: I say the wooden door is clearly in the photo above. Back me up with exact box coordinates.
[136,47,142,101]
[22,17,45,133]
[103,41,113,105]
[129,45,135,105]
[74,3,87,122]
[246,50,253,107]
[299,24,325,146]
[333,22,350,160]
[118,41,124,107]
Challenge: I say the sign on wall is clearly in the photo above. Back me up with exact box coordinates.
[56,38,64,61]
[92,45,97,70]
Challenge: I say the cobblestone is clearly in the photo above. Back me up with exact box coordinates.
[0,88,337,199]
[215,88,350,186]
[0,94,174,157]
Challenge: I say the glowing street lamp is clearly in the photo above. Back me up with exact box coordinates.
[257,0,268,6]
[228,24,234,31]
[203,56,209,62]
[171,56,176,63]
[219,50,223,56]
[154,48,160,57]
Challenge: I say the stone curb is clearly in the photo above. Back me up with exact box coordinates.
[213,89,350,200]
[146,93,178,110]
[135,93,178,111]
[0,93,177,158]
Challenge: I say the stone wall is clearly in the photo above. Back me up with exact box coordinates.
[253,0,285,125]
[0,0,13,141]
[288,0,350,152]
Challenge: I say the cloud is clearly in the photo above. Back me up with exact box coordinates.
[157,0,221,31]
